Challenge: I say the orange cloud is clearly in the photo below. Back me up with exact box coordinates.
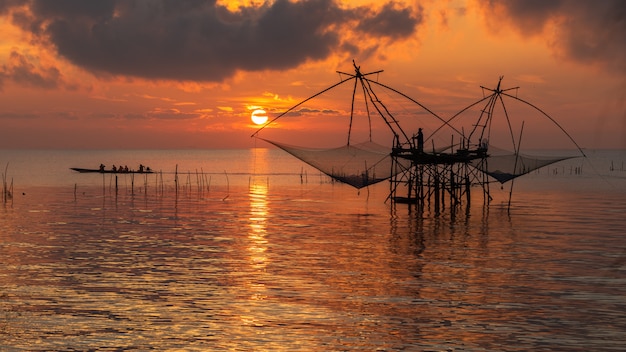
[475,0,626,75]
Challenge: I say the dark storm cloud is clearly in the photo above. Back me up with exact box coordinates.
[0,0,21,13]
[356,2,421,39]
[486,0,626,74]
[30,0,116,18]
[3,0,422,82]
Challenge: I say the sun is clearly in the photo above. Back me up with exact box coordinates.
[251,109,268,125]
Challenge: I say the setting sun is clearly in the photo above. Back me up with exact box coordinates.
[251,109,268,125]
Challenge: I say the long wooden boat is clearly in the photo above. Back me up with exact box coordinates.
[70,167,154,174]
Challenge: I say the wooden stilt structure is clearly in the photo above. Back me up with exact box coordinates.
[389,138,489,210]
[252,64,585,210]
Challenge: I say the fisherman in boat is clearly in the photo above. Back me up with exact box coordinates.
[99,164,105,172]
[112,165,117,172]
[139,164,144,172]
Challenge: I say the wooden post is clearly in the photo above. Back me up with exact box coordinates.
[434,174,440,212]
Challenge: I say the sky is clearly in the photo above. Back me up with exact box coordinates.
[0,0,624,150]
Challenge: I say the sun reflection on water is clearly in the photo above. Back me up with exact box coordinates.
[248,179,269,273]
[248,147,270,273]
[246,147,271,315]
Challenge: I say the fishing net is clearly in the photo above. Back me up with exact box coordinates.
[265,137,575,188]
[262,139,403,189]
[471,145,575,183]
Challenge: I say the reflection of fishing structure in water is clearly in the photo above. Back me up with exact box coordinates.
[253,61,585,210]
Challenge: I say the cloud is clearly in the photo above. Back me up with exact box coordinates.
[0,50,62,89]
[280,106,340,117]
[147,108,201,120]
[356,2,422,40]
[480,0,626,74]
[0,111,39,119]
[3,0,423,82]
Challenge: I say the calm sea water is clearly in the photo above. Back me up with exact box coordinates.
[1,148,625,351]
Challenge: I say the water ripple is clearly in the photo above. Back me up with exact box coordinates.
[1,184,625,350]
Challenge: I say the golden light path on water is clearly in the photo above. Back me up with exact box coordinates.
[0,148,625,350]
[245,148,270,323]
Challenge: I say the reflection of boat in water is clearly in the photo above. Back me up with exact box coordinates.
[70,167,154,174]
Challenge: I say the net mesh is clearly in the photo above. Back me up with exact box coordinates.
[471,145,575,183]
[262,139,403,189]
[266,138,575,188]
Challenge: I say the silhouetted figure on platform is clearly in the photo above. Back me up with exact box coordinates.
[416,128,424,153]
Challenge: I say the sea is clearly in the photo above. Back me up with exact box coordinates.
[1,148,625,351]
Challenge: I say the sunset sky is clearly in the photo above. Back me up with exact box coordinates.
[0,0,624,149]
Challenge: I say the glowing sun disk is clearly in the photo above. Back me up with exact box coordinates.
[251,109,268,125]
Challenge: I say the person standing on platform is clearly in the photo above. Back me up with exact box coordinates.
[417,128,424,153]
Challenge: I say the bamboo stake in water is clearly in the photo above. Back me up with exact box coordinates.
[2,162,8,204]
[223,170,229,200]
[175,164,179,196]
